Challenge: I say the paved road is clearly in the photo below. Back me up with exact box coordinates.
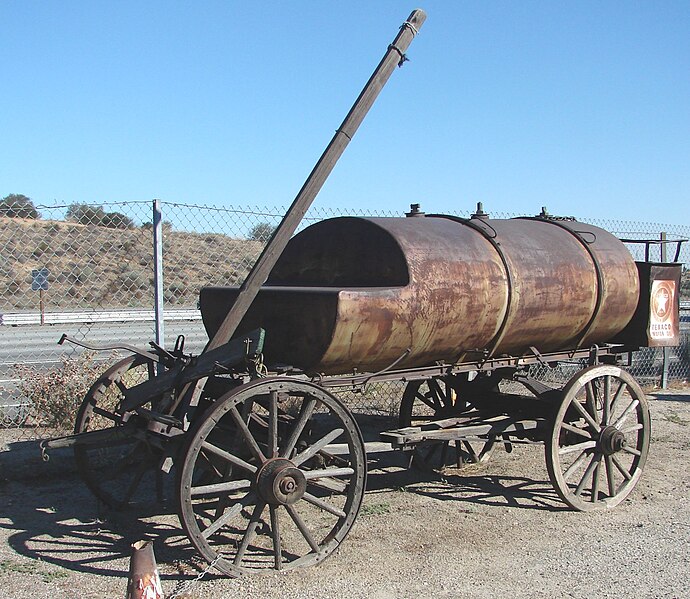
[0,319,208,377]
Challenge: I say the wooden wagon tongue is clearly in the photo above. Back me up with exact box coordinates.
[205,8,427,353]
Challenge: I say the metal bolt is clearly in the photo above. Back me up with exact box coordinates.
[280,477,296,494]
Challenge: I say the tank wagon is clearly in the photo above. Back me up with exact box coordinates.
[42,9,686,576]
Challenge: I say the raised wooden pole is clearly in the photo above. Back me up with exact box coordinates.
[205,9,427,352]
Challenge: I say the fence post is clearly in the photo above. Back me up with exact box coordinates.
[660,231,669,389]
[153,199,165,351]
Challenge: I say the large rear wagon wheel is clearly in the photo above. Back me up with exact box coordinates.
[546,365,650,511]
[74,354,166,510]
[177,378,366,575]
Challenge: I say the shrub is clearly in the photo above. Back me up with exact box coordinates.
[66,203,107,225]
[14,352,106,431]
[248,222,275,242]
[0,194,39,219]
[102,211,134,229]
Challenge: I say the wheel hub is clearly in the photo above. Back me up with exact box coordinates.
[598,426,627,456]
[256,458,307,505]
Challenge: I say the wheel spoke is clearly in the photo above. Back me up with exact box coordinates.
[191,479,252,497]
[268,391,279,459]
[591,459,601,502]
[561,422,593,439]
[605,455,616,496]
[230,406,267,463]
[303,467,355,480]
[201,493,257,539]
[585,382,597,421]
[281,398,317,459]
[621,445,642,457]
[415,391,437,412]
[610,381,629,412]
[91,405,119,422]
[621,423,643,434]
[612,454,633,481]
[201,440,257,474]
[285,504,320,553]
[612,399,639,430]
[571,399,601,433]
[602,376,611,426]
[428,379,445,410]
[462,441,479,462]
[609,380,627,422]
[302,492,347,518]
[233,501,267,567]
[563,449,590,481]
[558,440,597,455]
[574,453,600,497]
[292,428,344,467]
[270,506,282,570]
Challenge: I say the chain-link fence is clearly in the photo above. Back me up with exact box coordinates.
[1,200,688,436]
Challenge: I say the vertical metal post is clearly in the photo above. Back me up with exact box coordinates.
[660,231,669,389]
[153,199,165,351]
[39,288,45,325]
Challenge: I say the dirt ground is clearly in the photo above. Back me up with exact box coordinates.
[0,388,688,599]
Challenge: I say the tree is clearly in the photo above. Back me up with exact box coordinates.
[249,222,275,242]
[102,211,134,229]
[66,203,106,226]
[0,194,39,219]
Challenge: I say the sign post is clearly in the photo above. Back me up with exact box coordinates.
[31,268,50,325]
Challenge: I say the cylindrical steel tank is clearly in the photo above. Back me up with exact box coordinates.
[200,214,639,374]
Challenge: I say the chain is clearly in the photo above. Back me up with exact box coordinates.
[166,553,224,599]
[248,353,268,378]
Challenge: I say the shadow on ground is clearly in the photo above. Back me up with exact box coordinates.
[0,415,563,581]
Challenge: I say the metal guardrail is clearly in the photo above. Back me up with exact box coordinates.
[2,304,688,326]
[0,309,202,326]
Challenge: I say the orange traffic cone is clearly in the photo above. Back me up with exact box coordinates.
[126,540,164,599]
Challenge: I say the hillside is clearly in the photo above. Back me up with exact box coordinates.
[0,217,263,311]
[1,217,688,313]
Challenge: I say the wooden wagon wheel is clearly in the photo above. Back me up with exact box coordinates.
[399,375,496,471]
[177,378,366,575]
[546,364,650,511]
[74,353,166,510]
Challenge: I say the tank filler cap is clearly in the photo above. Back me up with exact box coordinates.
[471,202,489,220]
[536,206,577,221]
[406,203,425,217]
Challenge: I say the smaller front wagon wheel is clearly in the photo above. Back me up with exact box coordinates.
[177,378,366,575]
[546,365,650,512]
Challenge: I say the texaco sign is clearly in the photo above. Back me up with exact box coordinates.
[649,280,676,340]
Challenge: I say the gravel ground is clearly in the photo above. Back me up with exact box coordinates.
[0,388,688,599]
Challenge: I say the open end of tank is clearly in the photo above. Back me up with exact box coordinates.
[268,217,410,287]
[199,217,410,371]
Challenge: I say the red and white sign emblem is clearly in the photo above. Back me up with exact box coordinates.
[649,280,675,340]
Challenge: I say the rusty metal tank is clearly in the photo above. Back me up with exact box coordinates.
[200,211,640,375]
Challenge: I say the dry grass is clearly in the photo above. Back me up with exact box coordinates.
[0,217,262,310]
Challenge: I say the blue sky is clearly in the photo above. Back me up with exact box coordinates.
[1,1,689,225]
